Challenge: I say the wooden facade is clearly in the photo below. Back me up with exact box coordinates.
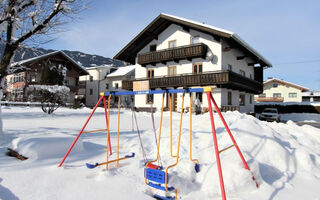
[137,43,207,66]
[122,70,263,94]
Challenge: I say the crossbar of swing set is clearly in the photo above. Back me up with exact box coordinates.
[99,87,206,96]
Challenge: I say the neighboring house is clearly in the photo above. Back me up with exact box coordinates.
[114,13,272,113]
[78,65,116,107]
[100,65,136,107]
[255,78,309,103]
[5,51,88,103]
[302,90,320,102]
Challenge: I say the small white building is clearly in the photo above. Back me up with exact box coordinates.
[114,14,272,113]
[302,90,320,102]
[100,65,136,107]
[255,78,309,103]
[78,65,116,107]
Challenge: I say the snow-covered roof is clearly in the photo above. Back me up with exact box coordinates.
[107,65,135,77]
[11,51,89,75]
[264,78,309,92]
[114,13,272,67]
[302,90,320,97]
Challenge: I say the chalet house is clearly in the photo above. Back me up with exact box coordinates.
[5,51,88,103]
[100,65,136,107]
[255,78,309,103]
[78,65,116,107]
[114,14,272,113]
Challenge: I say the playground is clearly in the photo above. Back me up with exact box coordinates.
[1,93,320,199]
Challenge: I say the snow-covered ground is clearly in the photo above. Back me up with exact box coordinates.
[0,106,320,200]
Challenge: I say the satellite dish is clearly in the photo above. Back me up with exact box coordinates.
[206,50,214,61]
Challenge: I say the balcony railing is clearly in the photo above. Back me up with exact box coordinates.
[137,43,208,66]
[122,70,263,94]
[254,97,284,102]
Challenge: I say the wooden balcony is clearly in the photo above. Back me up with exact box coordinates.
[137,43,208,66]
[122,70,263,94]
[254,97,284,102]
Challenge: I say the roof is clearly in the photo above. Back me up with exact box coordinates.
[11,51,89,75]
[264,78,309,92]
[114,13,272,67]
[107,65,135,77]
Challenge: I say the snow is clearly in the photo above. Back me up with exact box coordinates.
[107,65,136,77]
[1,107,320,200]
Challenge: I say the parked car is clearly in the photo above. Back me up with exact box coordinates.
[259,108,280,122]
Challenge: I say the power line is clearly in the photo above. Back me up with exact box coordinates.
[275,59,320,65]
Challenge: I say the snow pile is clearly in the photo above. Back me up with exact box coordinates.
[0,107,320,199]
[11,136,85,161]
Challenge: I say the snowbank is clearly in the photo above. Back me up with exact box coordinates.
[0,107,319,200]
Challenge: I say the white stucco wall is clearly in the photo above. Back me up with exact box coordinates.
[221,40,255,79]
[133,24,256,113]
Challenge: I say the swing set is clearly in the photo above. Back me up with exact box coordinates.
[58,87,258,200]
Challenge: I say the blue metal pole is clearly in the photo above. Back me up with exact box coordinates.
[101,88,204,96]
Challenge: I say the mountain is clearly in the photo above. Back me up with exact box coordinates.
[0,43,124,68]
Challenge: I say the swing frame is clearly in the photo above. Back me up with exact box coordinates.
[58,87,257,200]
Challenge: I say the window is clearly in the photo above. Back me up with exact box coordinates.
[228,64,232,71]
[193,63,202,74]
[146,69,154,104]
[150,44,157,52]
[106,83,109,89]
[115,83,119,89]
[273,93,281,98]
[146,94,154,104]
[289,93,297,98]
[239,94,245,106]
[196,92,203,103]
[240,69,245,77]
[147,69,154,78]
[191,36,200,44]
[273,83,278,88]
[250,95,252,104]
[89,76,93,82]
[250,74,252,79]
[31,76,36,82]
[89,89,93,95]
[168,40,177,48]
[168,66,177,76]
[227,91,232,105]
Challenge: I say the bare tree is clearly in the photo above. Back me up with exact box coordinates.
[0,0,85,138]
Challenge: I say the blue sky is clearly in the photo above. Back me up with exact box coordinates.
[41,0,320,91]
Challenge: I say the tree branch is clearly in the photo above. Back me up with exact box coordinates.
[13,0,65,46]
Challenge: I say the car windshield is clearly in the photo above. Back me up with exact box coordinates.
[263,109,277,113]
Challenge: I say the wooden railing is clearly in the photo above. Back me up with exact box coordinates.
[137,43,208,66]
[254,97,284,102]
[122,70,263,94]
[221,105,240,112]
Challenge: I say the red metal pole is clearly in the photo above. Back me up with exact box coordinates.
[209,94,250,170]
[103,96,112,155]
[58,95,104,167]
[206,92,226,200]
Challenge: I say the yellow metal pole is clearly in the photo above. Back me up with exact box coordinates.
[82,129,108,134]
[117,96,121,167]
[169,93,176,158]
[164,93,185,196]
[189,93,199,164]
[106,94,112,170]
[145,93,165,185]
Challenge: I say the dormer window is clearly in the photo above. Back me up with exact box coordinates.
[168,40,176,48]
[191,36,200,44]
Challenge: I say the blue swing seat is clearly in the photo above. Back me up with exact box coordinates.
[153,193,175,200]
[146,168,175,191]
